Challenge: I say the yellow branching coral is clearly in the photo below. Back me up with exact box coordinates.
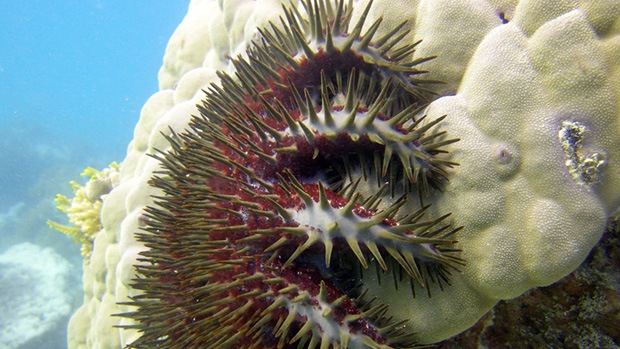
[48,162,120,263]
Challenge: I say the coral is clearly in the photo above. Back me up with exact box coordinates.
[435,214,620,348]
[64,0,619,348]
[361,1,620,341]
[0,243,73,348]
[48,162,120,262]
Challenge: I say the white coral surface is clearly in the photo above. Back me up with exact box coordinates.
[68,0,620,347]
[0,243,72,348]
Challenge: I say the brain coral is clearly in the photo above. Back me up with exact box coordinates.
[64,0,619,348]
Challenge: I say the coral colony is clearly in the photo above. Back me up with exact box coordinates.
[119,0,463,347]
[54,0,619,347]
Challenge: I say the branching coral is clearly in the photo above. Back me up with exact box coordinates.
[63,0,619,348]
[48,162,120,262]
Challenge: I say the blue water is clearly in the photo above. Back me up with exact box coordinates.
[0,2,189,347]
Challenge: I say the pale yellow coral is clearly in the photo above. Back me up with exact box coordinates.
[48,163,120,263]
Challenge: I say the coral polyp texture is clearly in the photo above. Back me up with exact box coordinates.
[63,0,619,348]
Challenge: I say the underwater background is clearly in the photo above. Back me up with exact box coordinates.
[1,1,617,348]
[0,2,189,348]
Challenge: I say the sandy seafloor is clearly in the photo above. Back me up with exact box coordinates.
[0,2,189,348]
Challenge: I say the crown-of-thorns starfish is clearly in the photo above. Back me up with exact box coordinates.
[118,0,463,348]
